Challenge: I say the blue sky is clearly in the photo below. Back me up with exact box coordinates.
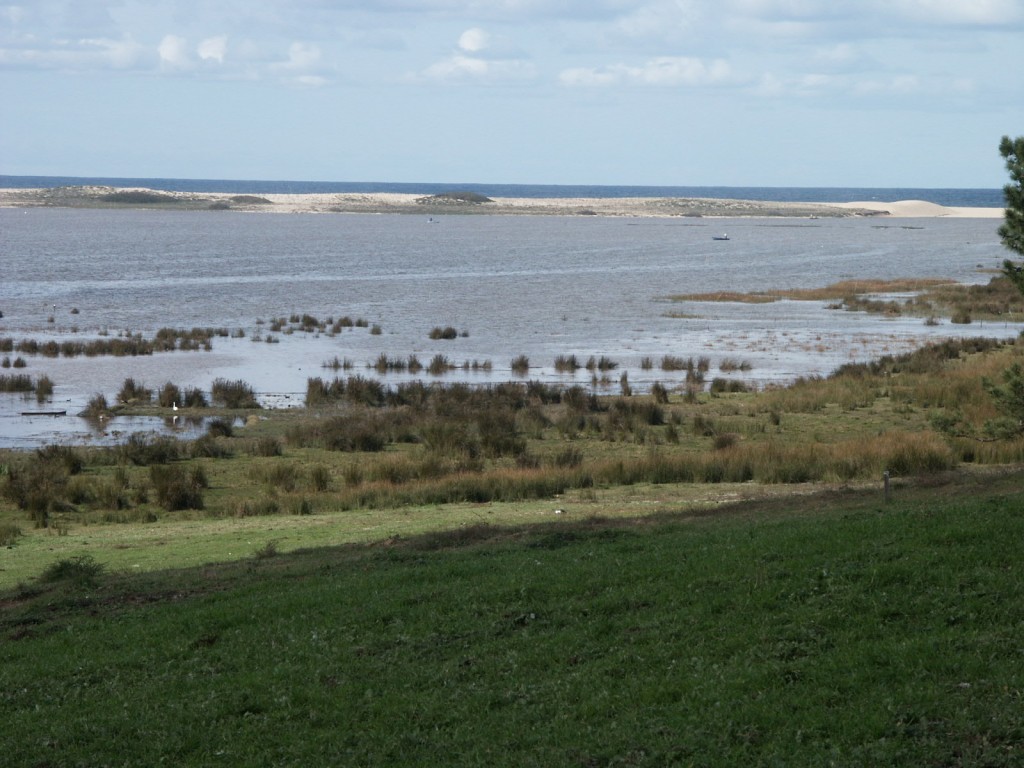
[2,0,1022,187]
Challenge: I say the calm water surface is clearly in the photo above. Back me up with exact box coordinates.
[0,208,1016,446]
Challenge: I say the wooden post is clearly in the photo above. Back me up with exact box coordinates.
[883,470,890,503]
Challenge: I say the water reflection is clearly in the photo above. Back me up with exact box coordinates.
[0,407,232,449]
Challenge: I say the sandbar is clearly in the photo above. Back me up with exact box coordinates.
[0,186,1004,219]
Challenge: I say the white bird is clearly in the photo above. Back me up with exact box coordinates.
[172,402,179,411]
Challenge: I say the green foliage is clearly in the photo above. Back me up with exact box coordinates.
[999,135,1024,266]
[100,190,178,204]
[983,362,1024,436]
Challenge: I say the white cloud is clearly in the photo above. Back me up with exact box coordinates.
[417,27,535,83]
[560,56,732,87]
[197,35,227,64]
[458,27,489,53]
[420,52,535,82]
[158,34,191,69]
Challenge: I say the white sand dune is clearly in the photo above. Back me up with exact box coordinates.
[829,199,1002,218]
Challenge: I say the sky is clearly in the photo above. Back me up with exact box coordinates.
[2,0,1022,188]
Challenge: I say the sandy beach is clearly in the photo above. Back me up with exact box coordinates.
[0,186,1004,218]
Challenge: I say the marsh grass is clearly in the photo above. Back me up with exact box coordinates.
[211,378,260,409]
[0,374,33,392]
[117,377,152,405]
[670,276,1024,323]
[427,354,455,375]
[149,464,204,511]
[554,354,581,372]
[428,325,459,340]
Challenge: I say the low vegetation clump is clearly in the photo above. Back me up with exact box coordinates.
[149,464,205,511]
[428,325,461,340]
[554,354,581,372]
[229,195,272,204]
[0,374,33,393]
[417,191,494,204]
[116,377,152,405]
[100,190,178,205]
[0,327,226,360]
[211,378,260,409]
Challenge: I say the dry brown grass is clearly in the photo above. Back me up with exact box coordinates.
[668,278,956,304]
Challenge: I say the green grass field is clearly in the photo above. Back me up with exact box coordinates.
[2,469,1023,766]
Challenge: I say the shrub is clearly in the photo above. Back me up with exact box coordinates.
[249,436,283,457]
[35,375,55,402]
[119,434,180,466]
[190,435,231,459]
[252,462,300,492]
[206,417,234,438]
[429,326,459,340]
[511,355,530,375]
[554,354,581,372]
[235,498,280,517]
[427,354,454,375]
[149,464,204,511]
[81,393,110,418]
[101,190,177,204]
[714,433,740,450]
[308,465,332,492]
[0,374,33,392]
[0,523,22,546]
[157,382,182,408]
[117,377,152,404]
[36,445,84,475]
[211,378,260,408]
[38,554,105,587]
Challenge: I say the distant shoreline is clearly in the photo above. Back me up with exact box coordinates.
[0,186,1004,219]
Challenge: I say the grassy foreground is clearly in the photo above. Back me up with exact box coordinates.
[2,469,1023,767]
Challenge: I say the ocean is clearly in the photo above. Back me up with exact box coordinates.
[0,175,1005,208]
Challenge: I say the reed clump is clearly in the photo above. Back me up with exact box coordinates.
[211,378,260,409]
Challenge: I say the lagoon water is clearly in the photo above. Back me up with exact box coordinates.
[0,206,1017,447]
